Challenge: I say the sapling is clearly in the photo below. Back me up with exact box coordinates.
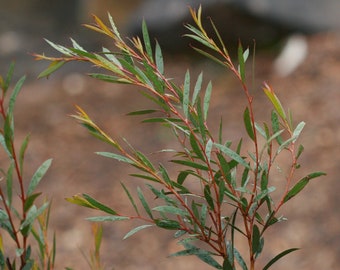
[35,6,325,270]
[0,63,55,270]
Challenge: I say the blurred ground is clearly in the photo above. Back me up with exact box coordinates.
[0,2,339,270]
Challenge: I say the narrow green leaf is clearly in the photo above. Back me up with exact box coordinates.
[296,144,304,159]
[86,216,129,222]
[142,20,153,61]
[137,187,153,219]
[130,173,160,183]
[123,224,154,240]
[155,41,164,75]
[136,151,155,171]
[171,242,222,268]
[271,111,283,145]
[82,194,117,215]
[203,81,212,121]
[3,62,15,91]
[9,76,25,116]
[153,206,188,217]
[24,192,42,212]
[6,162,14,207]
[234,247,248,270]
[292,121,305,142]
[89,73,130,84]
[204,185,215,210]
[192,72,203,105]
[223,258,234,270]
[38,61,65,79]
[177,171,190,185]
[127,109,158,116]
[283,172,326,203]
[252,224,261,255]
[263,84,286,120]
[205,139,213,164]
[171,159,209,171]
[102,47,122,68]
[215,143,250,169]
[20,202,49,231]
[243,107,254,141]
[155,219,181,230]
[183,70,190,119]
[27,159,52,196]
[190,133,204,160]
[238,42,246,82]
[121,182,139,215]
[146,184,178,206]
[96,152,134,164]
[19,134,30,173]
[263,248,299,270]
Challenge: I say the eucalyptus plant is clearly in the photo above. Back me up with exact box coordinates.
[35,6,325,270]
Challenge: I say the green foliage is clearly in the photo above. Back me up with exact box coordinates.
[34,5,325,270]
[0,64,55,269]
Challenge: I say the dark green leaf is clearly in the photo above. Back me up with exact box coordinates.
[142,20,153,61]
[155,219,181,230]
[137,187,153,219]
[24,192,42,212]
[6,162,14,207]
[89,73,130,84]
[238,42,246,82]
[127,109,157,116]
[176,242,222,268]
[283,172,326,203]
[190,133,204,160]
[121,182,139,215]
[223,258,234,270]
[171,159,209,171]
[263,248,299,270]
[177,171,190,185]
[82,194,117,215]
[252,225,261,255]
[243,107,254,141]
[19,134,30,173]
[204,185,215,210]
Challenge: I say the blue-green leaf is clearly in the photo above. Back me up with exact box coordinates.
[214,143,250,169]
[27,159,52,196]
[123,224,154,240]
